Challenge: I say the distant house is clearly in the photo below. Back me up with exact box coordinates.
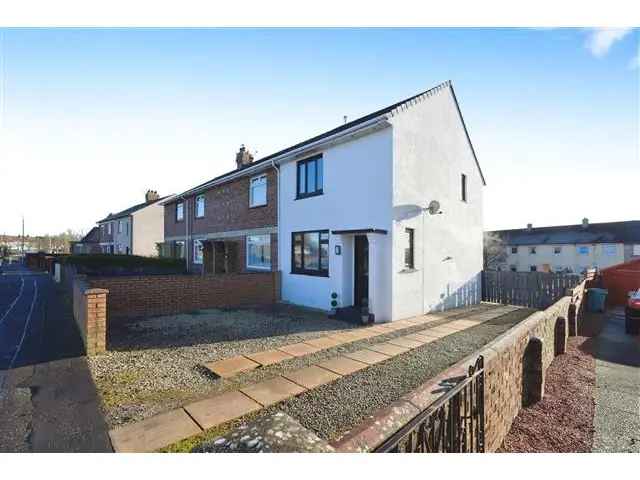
[488,219,640,274]
[160,146,277,275]
[97,190,173,256]
[164,80,486,322]
[70,227,101,254]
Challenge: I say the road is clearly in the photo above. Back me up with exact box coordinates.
[0,261,112,452]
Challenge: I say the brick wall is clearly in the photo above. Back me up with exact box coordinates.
[164,168,277,240]
[87,271,280,320]
[72,276,108,356]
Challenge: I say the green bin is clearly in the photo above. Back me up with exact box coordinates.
[587,288,608,313]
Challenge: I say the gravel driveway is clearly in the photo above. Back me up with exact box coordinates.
[89,304,357,427]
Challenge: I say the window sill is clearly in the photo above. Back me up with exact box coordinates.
[399,268,418,274]
[249,203,268,209]
[295,191,323,201]
[194,216,205,220]
[290,270,329,278]
[247,266,271,272]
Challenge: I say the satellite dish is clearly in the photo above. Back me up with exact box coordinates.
[427,200,441,215]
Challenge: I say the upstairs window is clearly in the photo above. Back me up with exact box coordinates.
[250,175,267,207]
[296,155,323,199]
[118,220,122,234]
[530,265,537,272]
[107,223,112,235]
[292,230,329,276]
[176,201,184,222]
[404,228,415,270]
[529,246,536,254]
[195,195,205,218]
[511,246,518,254]
[554,246,562,254]
[577,245,589,255]
[461,173,467,202]
[633,244,640,256]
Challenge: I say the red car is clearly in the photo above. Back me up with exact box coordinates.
[626,289,640,335]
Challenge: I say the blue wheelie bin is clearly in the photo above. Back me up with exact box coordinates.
[587,288,608,313]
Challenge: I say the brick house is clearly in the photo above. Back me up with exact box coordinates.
[97,190,173,256]
[160,146,278,274]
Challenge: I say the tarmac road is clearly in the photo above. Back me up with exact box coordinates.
[0,261,112,452]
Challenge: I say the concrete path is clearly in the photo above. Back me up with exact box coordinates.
[0,263,112,452]
[592,308,640,453]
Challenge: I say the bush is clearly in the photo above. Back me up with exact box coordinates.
[59,254,186,276]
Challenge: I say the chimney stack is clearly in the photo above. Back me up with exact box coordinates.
[582,217,589,229]
[145,190,160,203]
[526,223,533,232]
[235,144,254,170]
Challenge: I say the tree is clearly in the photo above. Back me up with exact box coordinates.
[483,232,507,270]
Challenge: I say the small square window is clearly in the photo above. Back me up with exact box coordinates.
[529,247,536,254]
[511,246,518,254]
[530,265,537,272]
[554,246,561,254]
[510,265,517,272]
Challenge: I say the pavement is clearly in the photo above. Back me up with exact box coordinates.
[591,308,640,453]
[0,261,112,452]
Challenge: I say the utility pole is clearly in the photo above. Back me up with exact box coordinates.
[21,216,24,257]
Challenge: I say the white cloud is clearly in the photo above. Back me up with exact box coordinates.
[629,49,640,69]
[585,28,633,57]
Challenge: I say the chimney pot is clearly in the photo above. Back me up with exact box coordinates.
[236,144,254,170]
[527,223,533,231]
[582,217,589,229]
[145,190,160,203]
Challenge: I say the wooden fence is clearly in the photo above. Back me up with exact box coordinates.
[482,271,582,309]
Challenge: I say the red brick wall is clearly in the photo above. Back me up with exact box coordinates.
[72,277,108,356]
[164,168,277,239]
[87,272,280,320]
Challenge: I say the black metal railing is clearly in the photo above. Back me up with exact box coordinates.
[374,356,485,453]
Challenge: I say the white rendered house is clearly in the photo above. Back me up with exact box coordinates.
[266,80,485,322]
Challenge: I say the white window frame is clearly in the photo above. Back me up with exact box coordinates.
[107,222,112,235]
[193,239,203,264]
[195,195,206,218]
[249,174,268,208]
[176,201,184,222]
[633,244,640,256]
[246,234,271,270]
[118,220,122,234]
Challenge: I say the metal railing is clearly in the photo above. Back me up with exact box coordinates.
[375,356,485,453]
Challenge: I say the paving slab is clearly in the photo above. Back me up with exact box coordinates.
[278,342,322,357]
[405,333,438,344]
[245,349,294,367]
[109,408,201,452]
[343,349,391,365]
[318,356,368,376]
[366,326,390,334]
[283,365,341,389]
[183,391,262,430]
[422,327,451,338]
[366,342,410,356]
[204,356,260,378]
[304,336,344,349]
[387,336,423,349]
[326,333,354,345]
[240,376,307,407]
[447,319,482,329]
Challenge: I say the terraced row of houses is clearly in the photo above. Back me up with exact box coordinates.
[75,81,487,322]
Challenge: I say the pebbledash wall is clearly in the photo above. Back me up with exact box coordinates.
[330,280,587,452]
[87,272,280,321]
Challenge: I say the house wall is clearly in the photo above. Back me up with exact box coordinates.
[131,200,165,257]
[98,221,114,251]
[278,127,394,319]
[390,85,484,319]
[112,216,132,254]
[164,167,278,272]
[504,242,625,273]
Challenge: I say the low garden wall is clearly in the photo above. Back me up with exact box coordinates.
[72,276,108,356]
[332,280,587,452]
[87,271,281,321]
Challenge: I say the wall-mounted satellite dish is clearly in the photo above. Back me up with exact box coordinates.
[427,200,441,215]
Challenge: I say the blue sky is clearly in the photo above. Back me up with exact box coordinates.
[0,28,638,236]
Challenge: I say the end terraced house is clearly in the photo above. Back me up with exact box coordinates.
[97,190,173,256]
[162,80,486,322]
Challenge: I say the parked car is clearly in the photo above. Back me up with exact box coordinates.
[625,289,640,335]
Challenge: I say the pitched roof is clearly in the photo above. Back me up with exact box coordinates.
[488,220,640,246]
[166,80,484,203]
[98,196,171,223]
[79,227,100,243]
